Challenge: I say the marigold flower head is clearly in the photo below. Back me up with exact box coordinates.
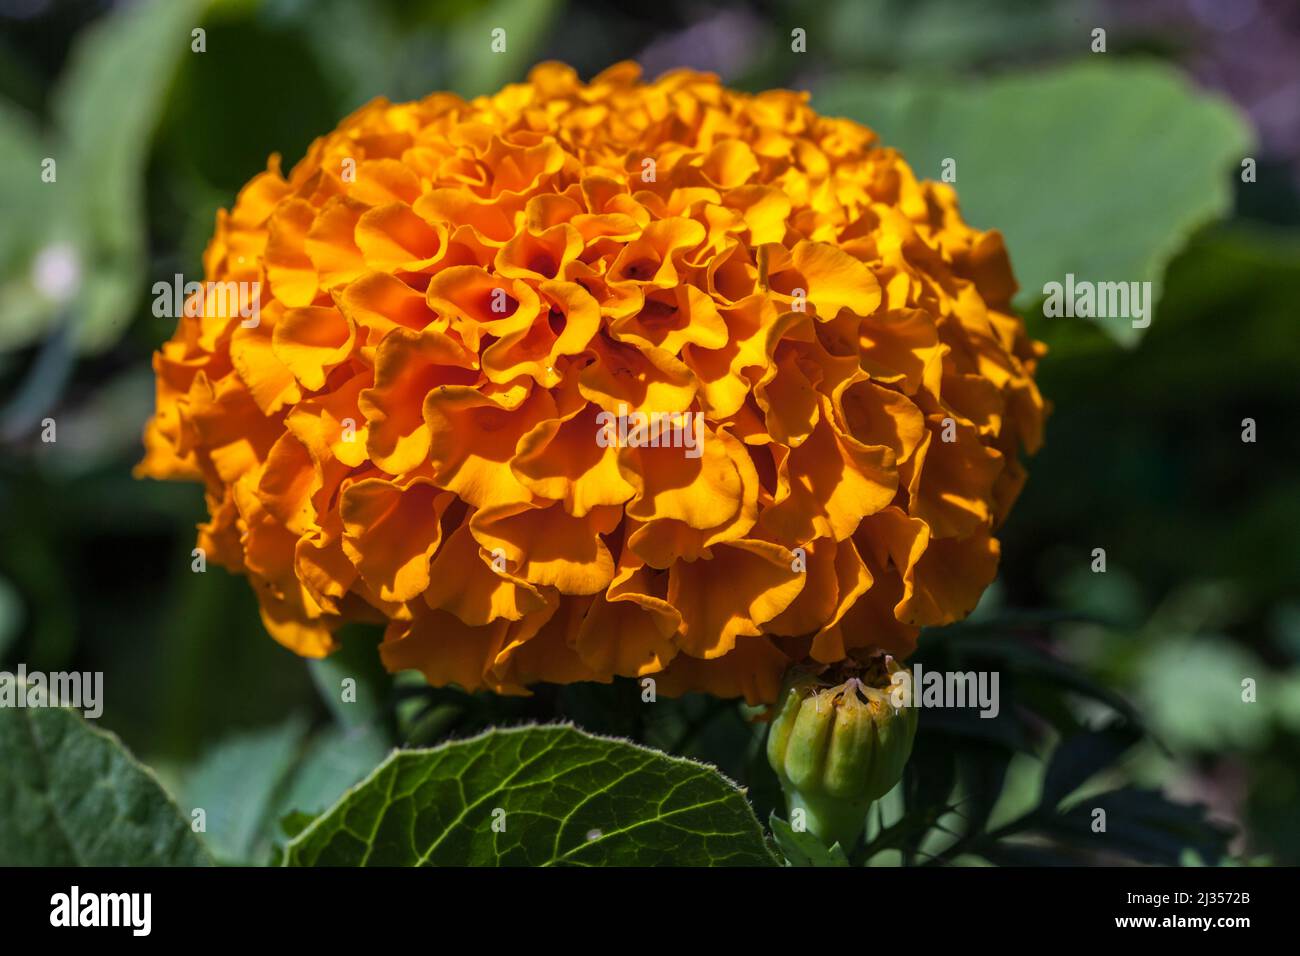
[138,62,1045,704]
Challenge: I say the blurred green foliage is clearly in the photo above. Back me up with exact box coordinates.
[0,0,1296,865]
[817,61,1252,345]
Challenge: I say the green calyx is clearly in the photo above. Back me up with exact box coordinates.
[766,656,919,849]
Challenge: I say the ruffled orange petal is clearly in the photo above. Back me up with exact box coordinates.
[422,521,548,626]
[340,477,452,603]
[359,327,478,475]
[668,539,804,659]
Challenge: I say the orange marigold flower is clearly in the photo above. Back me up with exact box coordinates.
[138,62,1045,704]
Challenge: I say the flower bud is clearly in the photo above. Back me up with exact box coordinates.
[767,657,919,848]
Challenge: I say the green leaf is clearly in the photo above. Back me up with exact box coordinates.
[49,0,211,353]
[182,717,391,865]
[180,716,311,864]
[283,724,778,866]
[815,61,1252,345]
[279,810,315,840]
[1136,637,1267,752]
[269,724,392,826]
[0,705,210,865]
[769,811,850,866]
[954,742,1016,838]
[1040,786,1233,865]
[1040,723,1142,811]
[862,796,957,863]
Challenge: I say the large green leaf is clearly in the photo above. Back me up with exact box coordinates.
[283,724,777,866]
[815,61,1252,345]
[0,705,210,865]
